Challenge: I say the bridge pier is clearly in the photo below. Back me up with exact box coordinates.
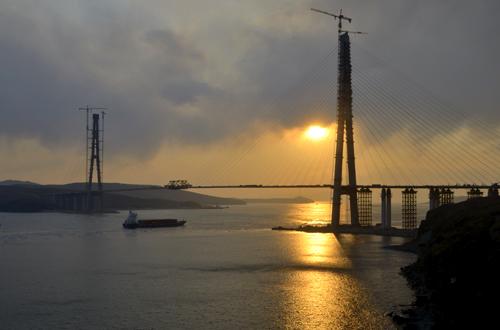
[358,188,372,226]
[75,195,84,212]
[488,185,499,198]
[64,195,74,211]
[386,188,392,228]
[439,188,454,206]
[54,195,60,209]
[467,187,483,199]
[429,188,440,210]
[380,188,392,229]
[381,188,386,227]
[71,195,77,211]
[402,188,417,230]
[60,195,66,210]
[67,195,73,210]
[53,193,88,212]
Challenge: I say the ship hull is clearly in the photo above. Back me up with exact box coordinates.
[123,219,186,229]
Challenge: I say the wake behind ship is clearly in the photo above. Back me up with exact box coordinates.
[123,211,186,229]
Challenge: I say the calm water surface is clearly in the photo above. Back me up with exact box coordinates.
[0,203,415,329]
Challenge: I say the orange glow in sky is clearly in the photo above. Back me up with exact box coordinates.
[305,125,329,141]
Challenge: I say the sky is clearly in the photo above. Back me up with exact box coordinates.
[1,0,499,199]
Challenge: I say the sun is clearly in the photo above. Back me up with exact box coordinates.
[305,125,329,141]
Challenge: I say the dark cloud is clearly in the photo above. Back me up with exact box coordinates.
[0,0,499,159]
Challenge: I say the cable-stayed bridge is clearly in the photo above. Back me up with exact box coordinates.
[54,9,500,229]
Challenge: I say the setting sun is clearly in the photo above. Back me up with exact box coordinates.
[305,125,329,141]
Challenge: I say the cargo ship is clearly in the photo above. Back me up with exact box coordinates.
[122,211,186,229]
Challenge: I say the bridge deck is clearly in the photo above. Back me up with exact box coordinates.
[188,184,493,189]
[93,183,494,194]
[54,184,496,196]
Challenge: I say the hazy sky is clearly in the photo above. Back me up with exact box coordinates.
[1,0,499,198]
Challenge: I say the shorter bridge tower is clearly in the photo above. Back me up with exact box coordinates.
[79,106,107,213]
[86,113,104,212]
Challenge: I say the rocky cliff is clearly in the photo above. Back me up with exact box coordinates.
[399,197,500,328]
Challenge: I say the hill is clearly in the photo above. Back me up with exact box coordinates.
[397,197,500,328]
[0,181,245,212]
[116,189,245,206]
[0,185,67,212]
[0,180,40,186]
[48,182,244,205]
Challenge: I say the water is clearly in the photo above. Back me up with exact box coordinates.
[0,203,415,329]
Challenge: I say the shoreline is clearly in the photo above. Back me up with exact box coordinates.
[272,224,417,238]
[0,205,231,215]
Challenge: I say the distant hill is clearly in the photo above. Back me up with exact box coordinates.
[0,185,207,212]
[47,182,245,205]
[47,182,158,191]
[0,185,68,212]
[115,189,245,206]
[101,193,203,210]
[0,180,40,186]
[0,181,245,212]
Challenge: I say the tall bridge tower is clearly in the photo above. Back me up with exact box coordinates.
[311,8,364,226]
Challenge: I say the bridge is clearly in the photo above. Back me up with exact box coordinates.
[54,182,499,230]
[54,8,500,230]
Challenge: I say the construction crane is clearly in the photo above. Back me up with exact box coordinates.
[311,8,367,35]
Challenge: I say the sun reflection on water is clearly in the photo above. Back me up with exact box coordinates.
[285,201,352,227]
[301,233,350,268]
[277,203,393,329]
[286,201,331,226]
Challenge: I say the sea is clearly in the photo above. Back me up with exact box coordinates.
[0,202,415,329]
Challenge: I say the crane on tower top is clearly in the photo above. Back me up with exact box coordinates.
[311,8,367,35]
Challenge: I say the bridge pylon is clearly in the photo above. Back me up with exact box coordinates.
[79,106,106,213]
[86,113,104,212]
[332,31,359,226]
[312,8,362,226]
